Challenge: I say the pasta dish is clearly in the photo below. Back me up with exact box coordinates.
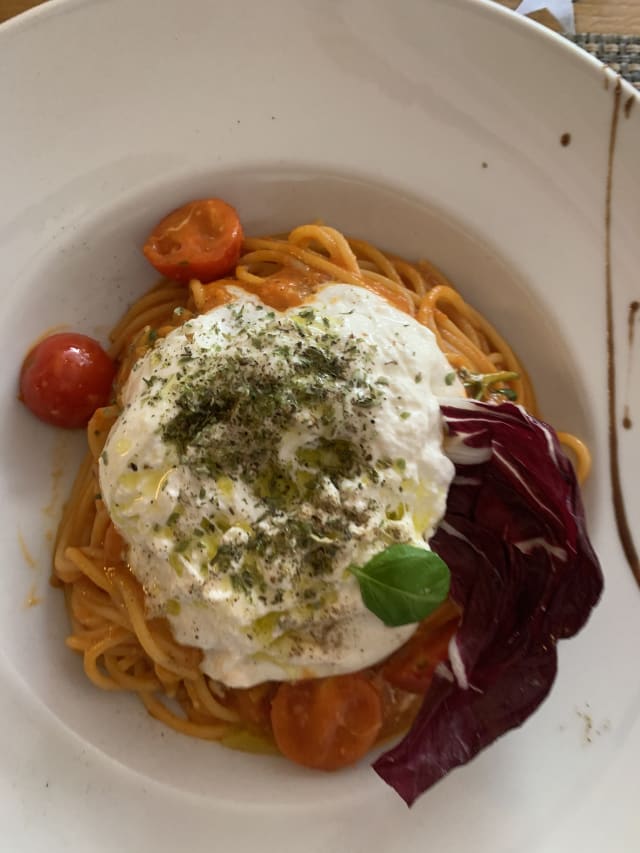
[19,198,602,802]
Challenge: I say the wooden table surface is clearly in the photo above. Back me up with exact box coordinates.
[1,0,640,31]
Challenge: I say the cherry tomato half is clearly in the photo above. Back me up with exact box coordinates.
[381,612,459,694]
[19,333,115,428]
[270,674,383,771]
[143,198,244,283]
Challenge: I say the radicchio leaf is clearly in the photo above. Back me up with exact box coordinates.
[373,400,603,805]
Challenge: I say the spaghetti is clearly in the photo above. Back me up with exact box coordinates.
[53,222,592,756]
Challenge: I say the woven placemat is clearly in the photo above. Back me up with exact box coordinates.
[570,33,640,89]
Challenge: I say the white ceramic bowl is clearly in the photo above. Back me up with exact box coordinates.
[1,1,638,851]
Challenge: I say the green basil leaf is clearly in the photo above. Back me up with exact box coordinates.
[348,544,450,627]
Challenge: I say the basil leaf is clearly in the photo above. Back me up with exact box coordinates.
[348,544,450,627]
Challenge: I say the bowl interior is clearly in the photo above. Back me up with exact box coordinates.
[0,164,596,802]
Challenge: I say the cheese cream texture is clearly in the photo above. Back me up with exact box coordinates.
[99,284,460,686]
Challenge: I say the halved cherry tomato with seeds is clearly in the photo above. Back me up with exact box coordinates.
[143,198,244,283]
[270,674,383,771]
[19,333,115,429]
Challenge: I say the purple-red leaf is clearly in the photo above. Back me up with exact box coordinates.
[373,401,603,805]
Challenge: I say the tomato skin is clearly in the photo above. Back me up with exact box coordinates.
[381,615,458,694]
[270,674,383,771]
[143,198,244,283]
[19,333,115,428]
